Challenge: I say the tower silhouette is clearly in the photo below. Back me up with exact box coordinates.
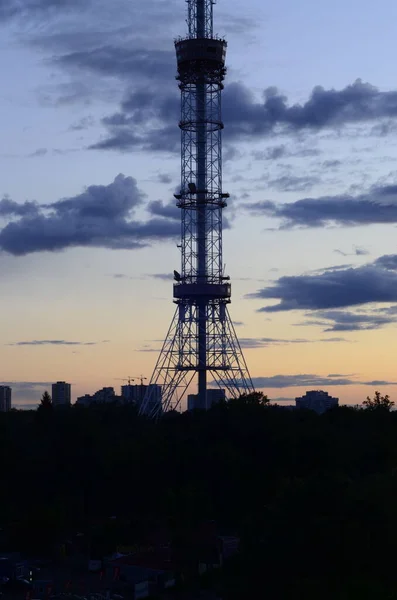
[140,0,254,417]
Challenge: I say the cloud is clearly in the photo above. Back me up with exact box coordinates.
[301,306,397,332]
[271,397,296,403]
[1,381,52,387]
[249,257,397,312]
[156,173,173,185]
[246,183,397,229]
[322,159,342,168]
[266,175,320,193]
[222,79,397,138]
[0,174,180,255]
[251,374,397,389]
[321,310,397,332]
[334,246,370,257]
[8,340,107,346]
[13,403,39,410]
[92,79,397,152]
[252,145,322,161]
[56,46,175,86]
[0,0,86,21]
[136,345,161,353]
[0,381,52,402]
[69,116,95,131]
[28,148,48,158]
[147,200,179,221]
[239,337,349,349]
[373,254,397,270]
[0,197,39,218]
[147,273,174,281]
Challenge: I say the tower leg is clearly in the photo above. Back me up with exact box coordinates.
[198,301,207,410]
[139,307,195,418]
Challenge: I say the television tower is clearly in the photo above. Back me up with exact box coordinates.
[140,0,254,418]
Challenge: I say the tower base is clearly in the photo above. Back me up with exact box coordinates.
[139,304,254,419]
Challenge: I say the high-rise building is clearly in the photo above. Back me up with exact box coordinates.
[122,384,161,412]
[295,390,339,414]
[187,388,226,411]
[52,381,71,407]
[76,387,122,406]
[0,386,11,412]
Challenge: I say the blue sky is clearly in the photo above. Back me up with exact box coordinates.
[2,0,397,407]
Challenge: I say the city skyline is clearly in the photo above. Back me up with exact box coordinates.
[2,0,397,408]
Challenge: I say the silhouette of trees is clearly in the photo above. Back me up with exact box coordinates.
[234,391,269,406]
[38,390,53,410]
[363,390,394,412]
[0,397,397,597]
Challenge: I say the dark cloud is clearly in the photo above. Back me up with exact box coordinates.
[56,46,174,85]
[249,259,397,312]
[92,79,397,153]
[147,200,179,221]
[0,174,179,255]
[251,374,397,389]
[8,340,107,346]
[301,306,397,332]
[0,0,86,20]
[373,254,397,270]
[0,197,39,218]
[222,79,397,139]
[246,183,397,229]
[91,124,179,153]
[316,310,397,332]
[91,86,179,153]
[232,321,245,327]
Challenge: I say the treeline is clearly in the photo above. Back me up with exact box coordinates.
[1,395,397,598]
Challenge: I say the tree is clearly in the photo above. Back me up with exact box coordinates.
[363,391,394,412]
[234,391,269,406]
[38,391,53,410]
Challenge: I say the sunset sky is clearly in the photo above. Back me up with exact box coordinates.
[2,0,397,408]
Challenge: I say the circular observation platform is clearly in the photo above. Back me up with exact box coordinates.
[174,282,231,300]
[175,38,227,69]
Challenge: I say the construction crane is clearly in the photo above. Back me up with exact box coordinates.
[114,377,135,386]
[133,375,147,386]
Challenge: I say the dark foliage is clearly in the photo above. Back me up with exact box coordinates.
[1,399,397,598]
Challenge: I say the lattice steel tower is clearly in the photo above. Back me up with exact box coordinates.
[140,0,254,418]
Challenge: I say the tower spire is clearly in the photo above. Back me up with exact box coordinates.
[140,0,254,418]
